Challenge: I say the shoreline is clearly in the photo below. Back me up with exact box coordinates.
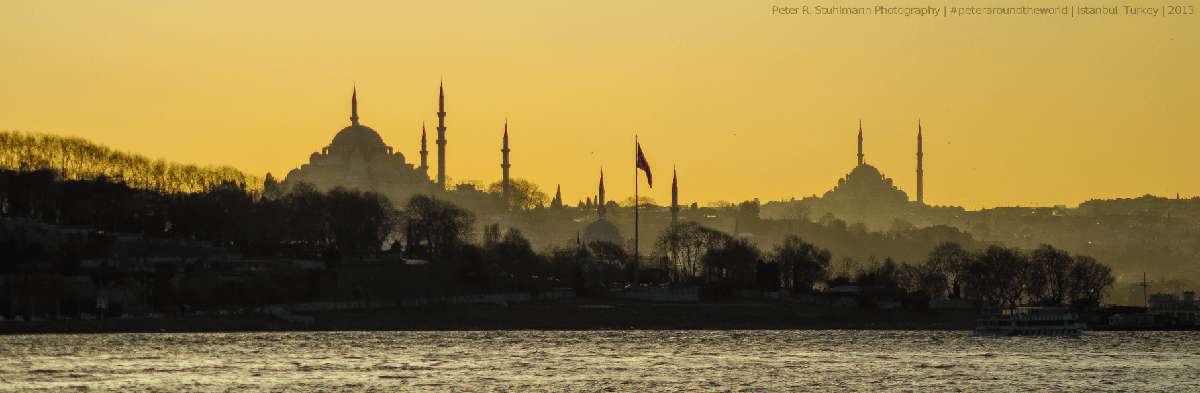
[0,298,984,334]
[8,298,1193,334]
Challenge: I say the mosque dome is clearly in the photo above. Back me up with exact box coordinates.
[826,163,908,203]
[282,87,436,203]
[847,164,885,183]
[330,124,386,148]
[582,219,624,246]
[815,124,917,206]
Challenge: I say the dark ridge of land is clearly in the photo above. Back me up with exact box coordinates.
[308,298,979,331]
[0,314,288,335]
[0,298,980,334]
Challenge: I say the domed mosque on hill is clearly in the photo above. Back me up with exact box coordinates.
[800,121,928,224]
[581,170,626,246]
[282,88,438,202]
[821,121,912,204]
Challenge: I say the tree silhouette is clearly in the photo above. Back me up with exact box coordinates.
[325,186,397,253]
[925,241,972,299]
[771,234,830,292]
[587,240,627,264]
[653,221,724,281]
[964,246,1029,307]
[1027,244,1075,304]
[0,131,261,194]
[701,235,760,288]
[402,194,475,262]
[486,178,548,209]
[1069,253,1115,303]
[283,182,330,248]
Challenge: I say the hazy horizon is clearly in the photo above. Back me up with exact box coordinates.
[3,1,1195,210]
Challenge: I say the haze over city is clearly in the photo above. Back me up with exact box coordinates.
[6,3,1200,390]
[2,0,1196,210]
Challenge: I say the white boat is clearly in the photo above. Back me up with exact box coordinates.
[974,306,1085,337]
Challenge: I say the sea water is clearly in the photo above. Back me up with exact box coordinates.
[1,330,1197,391]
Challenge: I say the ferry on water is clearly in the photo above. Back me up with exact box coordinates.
[974,306,1085,337]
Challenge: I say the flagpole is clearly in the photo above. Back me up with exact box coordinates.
[634,135,640,288]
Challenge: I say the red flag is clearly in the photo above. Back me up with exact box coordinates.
[636,143,652,187]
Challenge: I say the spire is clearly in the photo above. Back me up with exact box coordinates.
[552,184,563,209]
[598,169,607,220]
[436,80,448,188]
[350,87,359,126]
[857,120,864,166]
[917,120,924,205]
[418,123,429,174]
[670,167,680,225]
[501,120,511,206]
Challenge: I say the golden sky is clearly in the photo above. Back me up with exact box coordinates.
[2,0,1196,210]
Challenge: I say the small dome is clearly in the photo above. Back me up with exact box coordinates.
[284,168,302,182]
[582,219,624,246]
[330,124,386,148]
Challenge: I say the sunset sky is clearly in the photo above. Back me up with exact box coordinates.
[2,1,1196,210]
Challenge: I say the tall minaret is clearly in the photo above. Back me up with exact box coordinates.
[418,123,429,175]
[436,81,447,187]
[350,87,360,126]
[598,169,607,219]
[857,120,864,166]
[501,121,511,205]
[917,120,924,205]
[670,167,680,226]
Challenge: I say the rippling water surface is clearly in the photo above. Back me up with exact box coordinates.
[1,330,1198,391]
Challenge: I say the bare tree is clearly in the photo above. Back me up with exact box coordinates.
[1028,244,1075,304]
[1070,253,1115,303]
[0,131,263,194]
[402,194,475,262]
[283,182,330,247]
[772,234,830,292]
[326,187,397,253]
[652,221,725,282]
[964,246,1029,308]
[700,234,760,288]
[926,241,972,299]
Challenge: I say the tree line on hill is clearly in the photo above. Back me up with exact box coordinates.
[0,169,395,257]
[649,221,1116,308]
[0,131,260,194]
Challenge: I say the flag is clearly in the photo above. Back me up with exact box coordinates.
[636,143,652,187]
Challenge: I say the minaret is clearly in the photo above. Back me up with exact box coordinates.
[670,167,680,225]
[857,120,864,166]
[418,123,429,174]
[598,169,607,220]
[501,121,511,205]
[350,87,360,126]
[917,120,924,205]
[436,81,447,188]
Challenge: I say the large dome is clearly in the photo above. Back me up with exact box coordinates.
[330,124,386,148]
[581,219,624,246]
[847,163,884,182]
[824,163,908,203]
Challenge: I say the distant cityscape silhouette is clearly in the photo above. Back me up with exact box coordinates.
[0,83,1196,329]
